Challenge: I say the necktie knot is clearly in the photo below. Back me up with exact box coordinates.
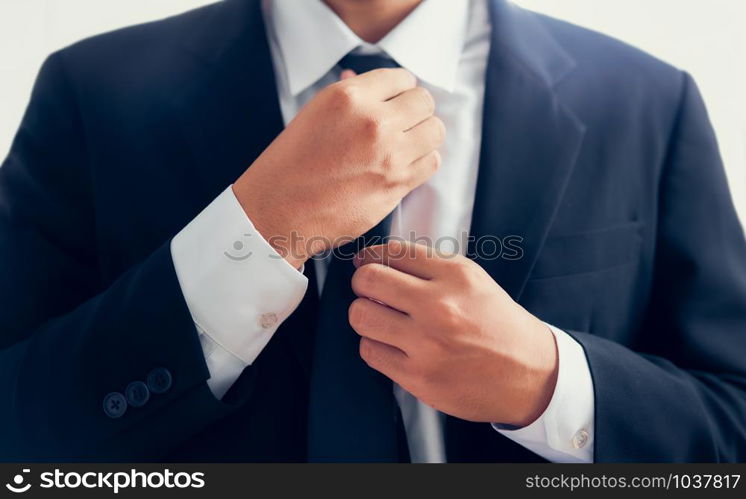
[339,53,401,75]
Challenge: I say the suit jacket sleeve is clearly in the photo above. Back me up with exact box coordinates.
[0,52,249,460]
[570,72,746,462]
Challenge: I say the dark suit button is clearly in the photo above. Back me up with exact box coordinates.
[103,392,127,418]
[147,367,172,394]
[125,381,150,407]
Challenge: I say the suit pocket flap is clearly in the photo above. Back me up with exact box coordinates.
[530,222,644,280]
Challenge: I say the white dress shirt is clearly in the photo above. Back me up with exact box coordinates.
[171,0,594,463]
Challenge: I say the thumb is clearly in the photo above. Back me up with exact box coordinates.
[340,69,357,81]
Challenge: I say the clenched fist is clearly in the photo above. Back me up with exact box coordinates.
[233,68,445,268]
[349,241,559,427]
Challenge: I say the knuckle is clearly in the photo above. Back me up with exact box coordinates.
[380,151,399,174]
[451,260,470,278]
[454,260,482,284]
[361,113,384,140]
[434,297,462,327]
[330,83,358,107]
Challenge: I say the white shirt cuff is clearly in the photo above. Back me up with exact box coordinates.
[493,324,595,463]
[171,186,308,398]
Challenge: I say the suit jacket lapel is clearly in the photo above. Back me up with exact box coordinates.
[447,0,587,463]
[468,0,587,301]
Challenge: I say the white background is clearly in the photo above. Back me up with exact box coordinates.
[0,0,744,223]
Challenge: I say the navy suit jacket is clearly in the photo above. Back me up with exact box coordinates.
[1,0,745,462]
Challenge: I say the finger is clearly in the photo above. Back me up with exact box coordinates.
[359,337,409,382]
[386,87,435,131]
[347,67,417,101]
[351,262,427,313]
[400,116,446,164]
[355,240,443,280]
[349,298,411,352]
[340,69,356,80]
[404,150,441,191]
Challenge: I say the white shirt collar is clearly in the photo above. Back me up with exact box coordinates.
[268,0,470,95]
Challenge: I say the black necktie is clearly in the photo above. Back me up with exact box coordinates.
[306,53,409,463]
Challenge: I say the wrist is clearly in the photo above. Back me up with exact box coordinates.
[231,183,310,270]
[262,230,310,271]
[508,320,559,427]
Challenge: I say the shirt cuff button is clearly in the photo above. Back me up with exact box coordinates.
[572,429,590,449]
[260,312,278,329]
